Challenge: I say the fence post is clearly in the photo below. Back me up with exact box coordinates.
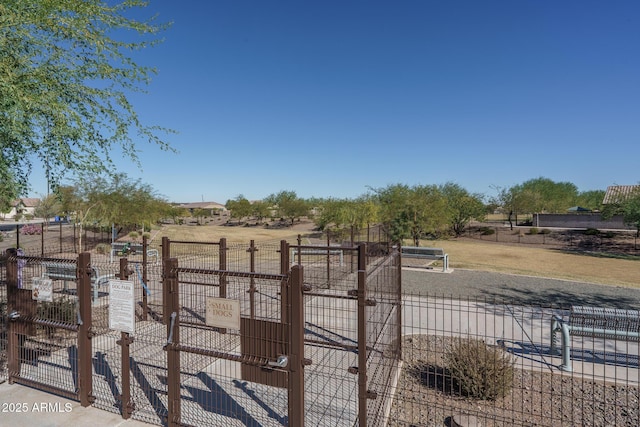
[6,255,20,384]
[247,240,257,319]
[77,252,94,407]
[142,235,148,321]
[357,243,368,427]
[162,237,171,325]
[117,258,134,419]
[280,240,289,324]
[164,257,181,427]
[219,238,227,333]
[289,264,305,427]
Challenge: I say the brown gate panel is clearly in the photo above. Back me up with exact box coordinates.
[240,317,288,388]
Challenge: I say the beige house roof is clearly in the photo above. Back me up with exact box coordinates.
[602,185,640,204]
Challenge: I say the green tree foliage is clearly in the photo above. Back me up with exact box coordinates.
[518,177,579,213]
[266,190,309,226]
[576,190,606,211]
[226,195,252,221]
[440,182,486,236]
[374,184,448,246]
[314,196,378,234]
[602,188,640,238]
[34,194,62,229]
[0,0,173,205]
[64,173,170,245]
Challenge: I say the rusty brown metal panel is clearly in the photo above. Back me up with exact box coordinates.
[288,264,305,427]
[240,317,288,388]
[77,252,94,407]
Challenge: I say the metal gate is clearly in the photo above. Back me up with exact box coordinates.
[5,253,95,406]
[161,238,306,426]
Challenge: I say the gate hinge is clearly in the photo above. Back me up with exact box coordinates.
[365,298,377,307]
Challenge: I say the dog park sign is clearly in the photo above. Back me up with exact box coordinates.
[206,297,241,330]
[109,279,135,334]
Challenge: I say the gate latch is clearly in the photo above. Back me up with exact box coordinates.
[267,355,288,368]
[8,311,20,321]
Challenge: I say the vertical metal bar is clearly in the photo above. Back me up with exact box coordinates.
[41,222,44,256]
[280,240,289,324]
[219,238,227,298]
[6,256,19,384]
[162,237,171,325]
[396,246,403,361]
[297,234,302,265]
[118,258,134,419]
[59,220,63,253]
[326,232,331,289]
[248,240,256,319]
[289,264,305,427]
[164,257,181,427]
[142,235,148,321]
[219,238,227,334]
[357,243,368,427]
[15,224,19,249]
[77,252,94,407]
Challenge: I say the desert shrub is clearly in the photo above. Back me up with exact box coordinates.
[529,227,539,235]
[142,232,151,240]
[128,231,140,240]
[37,297,77,337]
[95,243,111,255]
[584,228,600,236]
[444,337,515,400]
[540,228,551,234]
[479,227,495,236]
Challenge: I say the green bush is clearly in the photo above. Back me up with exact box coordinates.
[540,228,551,235]
[128,231,140,240]
[479,227,495,236]
[529,227,539,235]
[95,243,111,255]
[444,337,515,400]
[584,228,600,236]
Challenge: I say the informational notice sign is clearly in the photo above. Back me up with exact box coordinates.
[206,297,240,330]
[32,277,53,302]
[109,279,135,334]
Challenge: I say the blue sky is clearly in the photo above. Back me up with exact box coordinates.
[29,1,640,203]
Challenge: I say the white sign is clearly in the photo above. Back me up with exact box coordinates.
[206,298,240,330]
[32,277,53,302]
[109,279,135,334]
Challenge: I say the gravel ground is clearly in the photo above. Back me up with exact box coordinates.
[393,268,640,426]
[402,268,640,309]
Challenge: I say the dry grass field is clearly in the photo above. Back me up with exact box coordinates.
[419,238,640,288]
[149,220,640,289]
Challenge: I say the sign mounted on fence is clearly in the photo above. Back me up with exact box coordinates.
[31,277,53,302]
[206,297,241,330]
[109,279,135,334]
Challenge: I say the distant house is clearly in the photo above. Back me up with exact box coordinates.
[178,201,227,216]
[0,198,40,220]
[602,185,640,205]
